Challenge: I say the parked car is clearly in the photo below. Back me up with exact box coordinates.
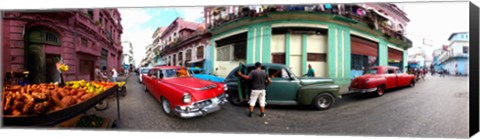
[138,67,151,83]
[188,67,225,83]
[349,66,416,96]
[224,63,341,110]
[142,66,228,118]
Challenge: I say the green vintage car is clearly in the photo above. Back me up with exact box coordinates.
[224,63,341,110]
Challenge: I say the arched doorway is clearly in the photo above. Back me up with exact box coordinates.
[25,26,61,84]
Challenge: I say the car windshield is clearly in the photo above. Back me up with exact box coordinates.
[368,68,378,74]
[141,69,150,74]
[191,69,204,74]
[163,68,190,78]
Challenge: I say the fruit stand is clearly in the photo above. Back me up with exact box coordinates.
[2,81,126,127]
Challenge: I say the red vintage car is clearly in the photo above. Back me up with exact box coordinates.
[349,66,416,96]
[142,66,228,118]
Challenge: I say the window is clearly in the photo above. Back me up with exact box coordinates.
[45,31,59,44]
[87,10,94,19]
[396,69,402,74]
[233,42,246,61]
[268,67,290,79]
[186,49,192,61]
[368,68,378,74]
[81,38,88,47]
[307,53,327,61]
[463,46,468,54]
[216,45,231,61]
[272,53,286,64]
[387,69,395,74]
[197,46,204,59]
[178,52,183,61]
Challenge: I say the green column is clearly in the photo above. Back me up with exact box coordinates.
[285,32,291,66]
[378,40,388,66]
[302,34,308,74]
[262,25,272,63]
[247,27,255,64]
[344,29,351,81]
[255,26,262,63]
[327,25,337,79]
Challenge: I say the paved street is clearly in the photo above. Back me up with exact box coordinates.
[95,74,469,138]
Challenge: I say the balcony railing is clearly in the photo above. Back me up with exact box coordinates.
[206,5,410,46]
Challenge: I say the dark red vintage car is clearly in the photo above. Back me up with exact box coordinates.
[349,66,416,96]
[142,66,228,118]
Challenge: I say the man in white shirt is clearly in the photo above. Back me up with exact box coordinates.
[112,68,118,82]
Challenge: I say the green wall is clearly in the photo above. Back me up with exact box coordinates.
[210,19,409,85]
[327,24,351,85]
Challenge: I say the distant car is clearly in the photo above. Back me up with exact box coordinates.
[188,67,225,83]
[224,63,341,110]
[349,66,416,96]
[138,67,151,83]
[141,66,228,118]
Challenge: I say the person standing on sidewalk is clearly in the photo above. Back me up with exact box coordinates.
[304,64,315,77]
[237,62,271,117]
[111,68,118,82]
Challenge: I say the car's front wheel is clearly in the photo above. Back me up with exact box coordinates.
[375,85,386,97]
[313,93,334,110]
[161,97,174,117]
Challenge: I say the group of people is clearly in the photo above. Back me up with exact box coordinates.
[94,66,118,82]
[236,62,316,118]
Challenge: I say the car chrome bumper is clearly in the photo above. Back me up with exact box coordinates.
[349,87,377,93]
[174,93,228,118]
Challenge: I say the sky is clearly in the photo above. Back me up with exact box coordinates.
[119,7,204,67]
[396,2,469,62]
[119,2,469,67]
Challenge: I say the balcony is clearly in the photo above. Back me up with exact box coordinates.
[76,44,101,57]
[207,5,411,48]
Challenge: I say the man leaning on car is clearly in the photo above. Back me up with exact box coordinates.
[237,62,271,118]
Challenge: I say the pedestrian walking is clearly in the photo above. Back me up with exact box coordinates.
[111,68,118,82]
[101,66,108,82]
[95,66,102,81]
[304,64,315,77]
[237,62,271,118]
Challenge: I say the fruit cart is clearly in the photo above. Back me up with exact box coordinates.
[2,84,122,127]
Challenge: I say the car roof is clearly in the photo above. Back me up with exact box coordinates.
[243,63,287,68]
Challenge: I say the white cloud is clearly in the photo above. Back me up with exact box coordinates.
[177,7,204,23]
[119,8,155,67]
[119,8,152,29]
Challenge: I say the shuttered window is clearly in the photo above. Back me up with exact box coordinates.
[351,36,378,57]
[388,47,403,61]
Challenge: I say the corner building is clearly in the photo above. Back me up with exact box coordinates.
[204,4,412,86]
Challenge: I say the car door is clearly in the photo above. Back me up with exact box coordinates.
[395,68,407,86]
[384,68,398,89]
[151,69,164,101]
[266,66,301,101]
[145,69,156,91]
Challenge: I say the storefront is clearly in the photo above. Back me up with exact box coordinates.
[388,47,404,70]
[350,35,378,79]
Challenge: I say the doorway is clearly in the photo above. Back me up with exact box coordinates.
[25,27,61,84]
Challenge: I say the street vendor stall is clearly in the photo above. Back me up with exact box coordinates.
[2,81,125,127]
